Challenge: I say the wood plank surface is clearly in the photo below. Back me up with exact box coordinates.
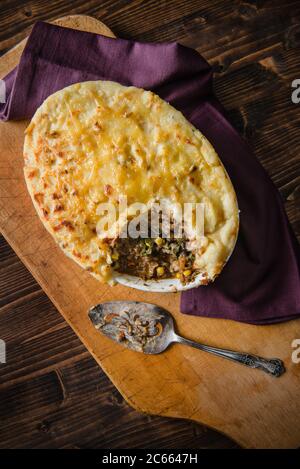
[0,1,299,449]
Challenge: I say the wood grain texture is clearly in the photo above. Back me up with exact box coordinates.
[0,242,236,450]
[0,1,299,449]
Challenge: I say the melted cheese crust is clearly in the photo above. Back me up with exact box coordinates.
[24,81,239,284]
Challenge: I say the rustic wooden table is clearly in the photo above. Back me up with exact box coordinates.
[0,0,299,449]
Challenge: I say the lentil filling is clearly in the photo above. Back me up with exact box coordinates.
[110,214,198,283]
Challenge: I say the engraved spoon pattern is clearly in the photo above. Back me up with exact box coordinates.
[89,301,285,377]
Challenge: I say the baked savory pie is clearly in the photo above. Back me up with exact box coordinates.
[24,81,239,286]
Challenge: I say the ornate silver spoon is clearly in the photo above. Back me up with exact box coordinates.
[89,301,285,377]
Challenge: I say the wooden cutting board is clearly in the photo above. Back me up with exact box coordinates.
[1,14,300,449]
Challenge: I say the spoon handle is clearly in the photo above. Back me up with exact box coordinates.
[173,335,285,377]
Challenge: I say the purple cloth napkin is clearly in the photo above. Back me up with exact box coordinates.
[1,22,299,324]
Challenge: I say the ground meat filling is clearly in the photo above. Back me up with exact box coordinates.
[110,221,198,284]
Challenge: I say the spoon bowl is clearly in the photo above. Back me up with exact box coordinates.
[89,301,175,354]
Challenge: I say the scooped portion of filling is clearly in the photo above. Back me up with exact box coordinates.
[111,236,197,283]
